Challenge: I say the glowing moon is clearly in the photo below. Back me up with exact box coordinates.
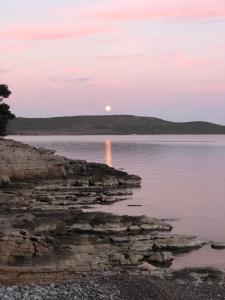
[105,105,112,112]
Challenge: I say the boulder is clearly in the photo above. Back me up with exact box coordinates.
[147,252,173,265]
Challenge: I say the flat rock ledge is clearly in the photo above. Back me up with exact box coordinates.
[0,139,205,285]
[0,138,140,187]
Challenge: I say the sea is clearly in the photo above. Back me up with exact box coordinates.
[8,135,225,269]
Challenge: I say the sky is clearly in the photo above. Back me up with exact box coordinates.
[0,0,225,124]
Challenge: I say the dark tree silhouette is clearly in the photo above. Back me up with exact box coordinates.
[0,84,15,136]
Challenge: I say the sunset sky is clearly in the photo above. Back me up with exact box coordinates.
[0,0,225,123]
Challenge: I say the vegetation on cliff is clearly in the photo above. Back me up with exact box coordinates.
[8,115,225,135]
[0,84,14,136]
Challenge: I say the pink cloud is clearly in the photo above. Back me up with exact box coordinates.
[0,68,10,75]
[91,0,225,21]
[64,66,86,74]
[160,52,211,68]
[214,42,225,52]
[0,24,115,40]
[181,82,225,97]
[49,76,91,84]
[200,83,225,94]
[97,54,148,61]
[0,44,25,52]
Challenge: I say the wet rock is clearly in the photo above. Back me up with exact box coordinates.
[211,242,225,250]
[152,235,205,251]
[147,252,173,266]
[103,190,133,196]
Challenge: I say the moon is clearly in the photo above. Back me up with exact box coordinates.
[105,105,112,112]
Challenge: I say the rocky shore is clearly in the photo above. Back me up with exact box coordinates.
[0,269,225,300]
[0,137,224,298]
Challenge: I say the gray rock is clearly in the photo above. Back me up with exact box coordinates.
[0,175,11,187]
[0,138,141,187]
[148,252,173,265]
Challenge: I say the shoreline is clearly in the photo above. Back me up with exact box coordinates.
[0,137,224,298]
[0,270,224,300]
[6,133,225,137]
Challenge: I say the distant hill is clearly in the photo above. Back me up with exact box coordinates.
[7,115,225,135]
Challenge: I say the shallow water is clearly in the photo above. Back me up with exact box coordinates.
[9,135,225,269]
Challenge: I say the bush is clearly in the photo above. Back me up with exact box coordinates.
[0,84,15,136]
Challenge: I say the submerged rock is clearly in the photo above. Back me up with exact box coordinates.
[211,242,225,250]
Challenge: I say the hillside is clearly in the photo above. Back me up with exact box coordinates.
[7,115,225,135]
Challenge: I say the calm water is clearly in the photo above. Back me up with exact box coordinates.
[9,135,225,269]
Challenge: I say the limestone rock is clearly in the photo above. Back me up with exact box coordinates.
[0,175,11,187]
[147,252,173,265]
[0,138,141,187]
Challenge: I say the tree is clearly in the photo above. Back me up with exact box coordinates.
[0,84,15,136]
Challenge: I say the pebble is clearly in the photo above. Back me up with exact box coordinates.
[0,275,224,300]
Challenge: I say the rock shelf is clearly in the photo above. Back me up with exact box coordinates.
[0,138,205,284]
